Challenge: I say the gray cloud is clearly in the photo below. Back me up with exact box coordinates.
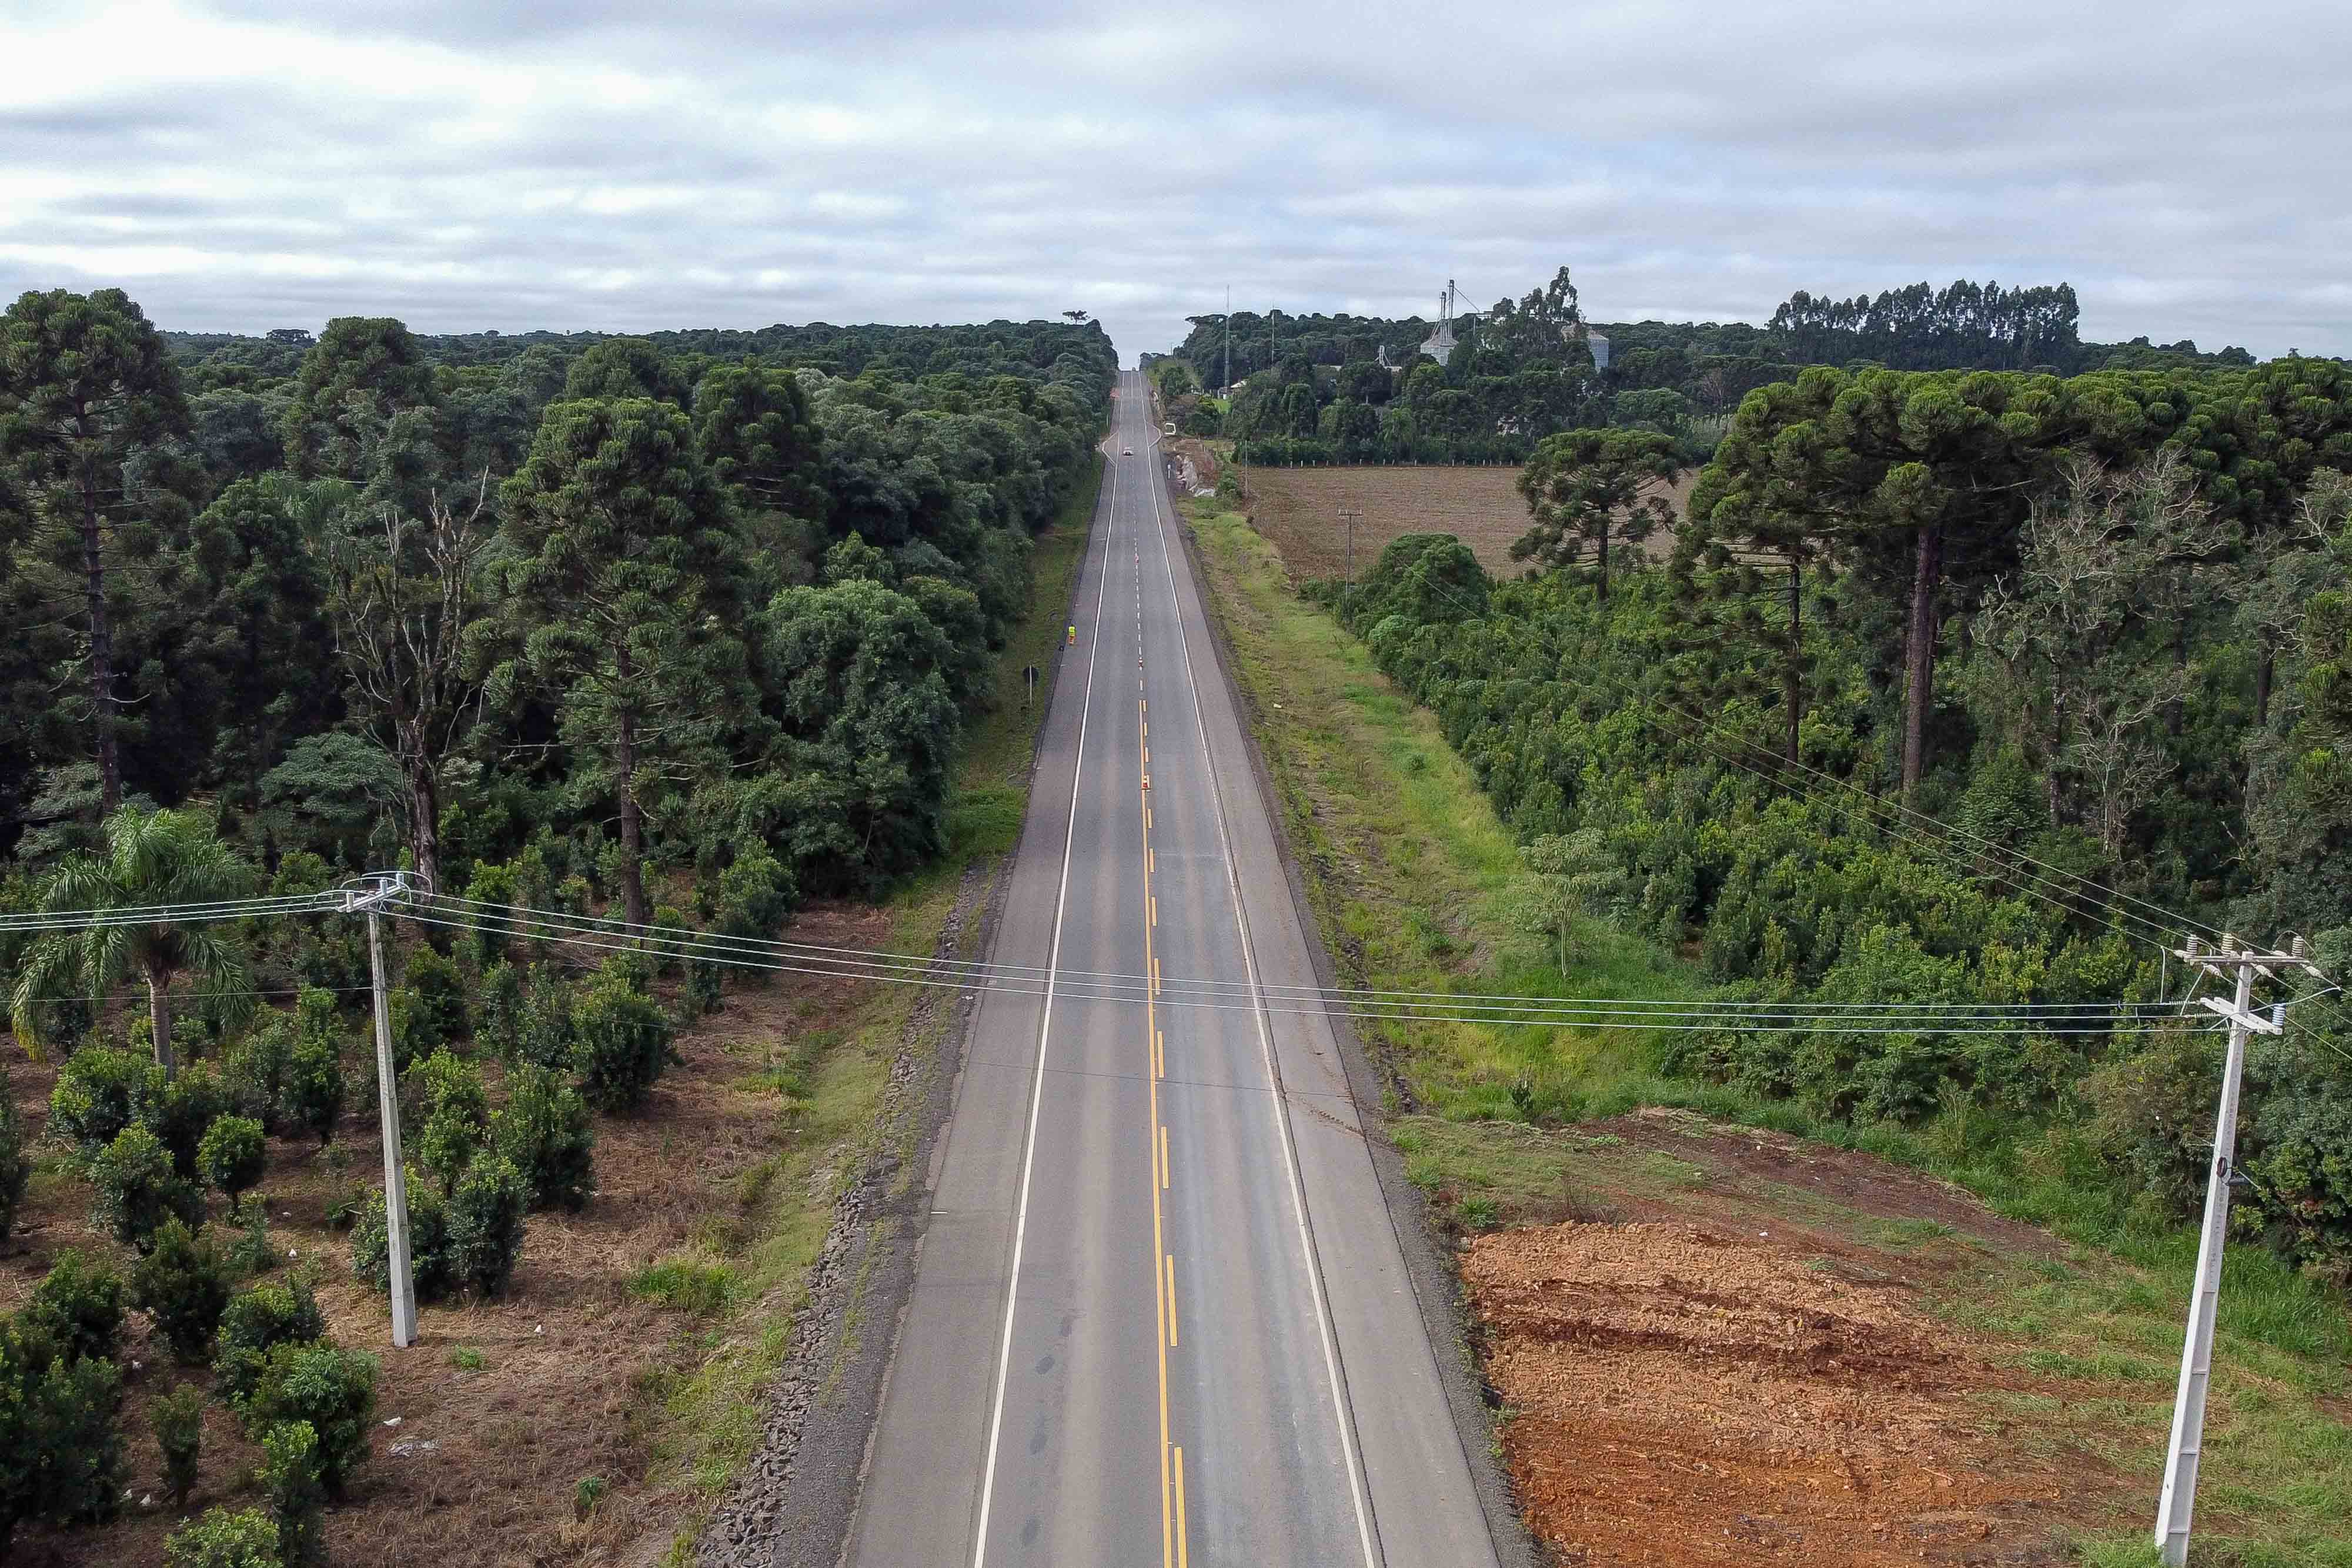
[3,0,2345,356]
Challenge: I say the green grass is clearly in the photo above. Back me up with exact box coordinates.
[641,455,1107,1550]
[1184,494,2352,1564]
[629,1259,739,1316]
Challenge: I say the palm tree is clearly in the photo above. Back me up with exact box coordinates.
[9,806,257,1077]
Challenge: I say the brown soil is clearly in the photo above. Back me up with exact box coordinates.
[1467,1219,2071,1566]
[1235,463,1696,580]
[2,903,893,1568]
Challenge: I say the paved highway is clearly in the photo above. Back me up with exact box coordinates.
[846,370,1497,1567]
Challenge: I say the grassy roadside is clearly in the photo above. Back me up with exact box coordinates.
[638,455,1104,1554]
[1181,493,2352,1566]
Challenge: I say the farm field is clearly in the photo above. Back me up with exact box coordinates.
[1234,462,1696,580]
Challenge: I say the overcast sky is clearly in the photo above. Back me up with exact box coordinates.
[5,0,2347,360]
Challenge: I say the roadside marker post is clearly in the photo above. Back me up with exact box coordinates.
[346,872,419,1349]
[2154,934,2323,1564]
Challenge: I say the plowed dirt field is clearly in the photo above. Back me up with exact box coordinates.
[1235,463,1695,580]
[1452,1111,2129,1566]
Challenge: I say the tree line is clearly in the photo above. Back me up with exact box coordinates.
[1325,352,2352,1277]
[0,294,1114,900]
[1159,269,2262,468]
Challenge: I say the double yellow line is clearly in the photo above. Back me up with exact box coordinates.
[1141,695,1188,1568]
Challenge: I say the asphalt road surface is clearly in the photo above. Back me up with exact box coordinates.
[845,370,1498,1567]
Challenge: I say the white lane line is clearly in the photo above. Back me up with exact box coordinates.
[970,413,1121,1568]
[1137,397,1384,1567]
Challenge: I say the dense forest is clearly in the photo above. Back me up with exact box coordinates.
[0,287,1112,1554]
[1326,354,2352,1276]
[1157,269,2261,467]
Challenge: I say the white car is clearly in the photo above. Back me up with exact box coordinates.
[1121,446,1134,455]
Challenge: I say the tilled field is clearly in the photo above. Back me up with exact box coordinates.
[1237,463,1694,580]
[1466,1219,2068,1566]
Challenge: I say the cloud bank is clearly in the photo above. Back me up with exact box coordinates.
[4,0,2346,358]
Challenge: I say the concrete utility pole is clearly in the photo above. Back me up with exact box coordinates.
[1224,285,1232,395]
[348,875,417,1348]
[2154,934,2324,1564]
[1340,508,1359,578]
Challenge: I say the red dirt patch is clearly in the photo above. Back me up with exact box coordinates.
[1466,1221,2070,1566]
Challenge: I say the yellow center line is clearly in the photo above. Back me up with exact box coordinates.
[1142,701,1172,1568]
[1174,1446,1191,1568]
[1161,1122,1170,1187]
[1166,1254,1180,1347]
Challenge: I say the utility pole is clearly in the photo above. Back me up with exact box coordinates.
[1341,508,1359,577]
[2153,934,2323,1565]
[348,874,416,1349]
[1223,285,1232,396]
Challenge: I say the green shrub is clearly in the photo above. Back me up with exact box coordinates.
[227,1207,278,1278]
[572,977,672,1112]
[259,1420,325,1567]
[224,1018,297,1136]
[0,1076,26,1244]
[385,985,435,1072]
[496,1064,594,1212]
[91,1124,206,1252]
[2082,1031,2220,1222]
[412,1048,490,1195]
[649,904,687,977]
[293,987,338,1049]
[153,1384,205,1506]
[214,1278,328,1409]
[716,844,796,944]
[163,1506,280,1568]
[463,860,520,967]
[245,1342,376,1498]
[403,945,471,1044]
[447,1153,529,1298]
[132,1218,236,1364]
[477,959,526,1058]
[199,1114,269,1212]
[279,1028,343,1146]
[513,969,577,1071]
[0,1318,125,1550]
[49,1044,163,1154]
[683,957,724,1016]
[22,1249,126,1363]
[352,1171,456,1301]
[2246,1062,2352,1282]
[148,1064,233,1180]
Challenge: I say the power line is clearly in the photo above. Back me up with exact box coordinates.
[399,890,2193,1017]
[385,893,2201,1037]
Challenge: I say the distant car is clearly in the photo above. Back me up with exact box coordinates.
[1121,446,1134,455]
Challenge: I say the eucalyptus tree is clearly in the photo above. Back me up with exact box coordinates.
[9,806,256,1076]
